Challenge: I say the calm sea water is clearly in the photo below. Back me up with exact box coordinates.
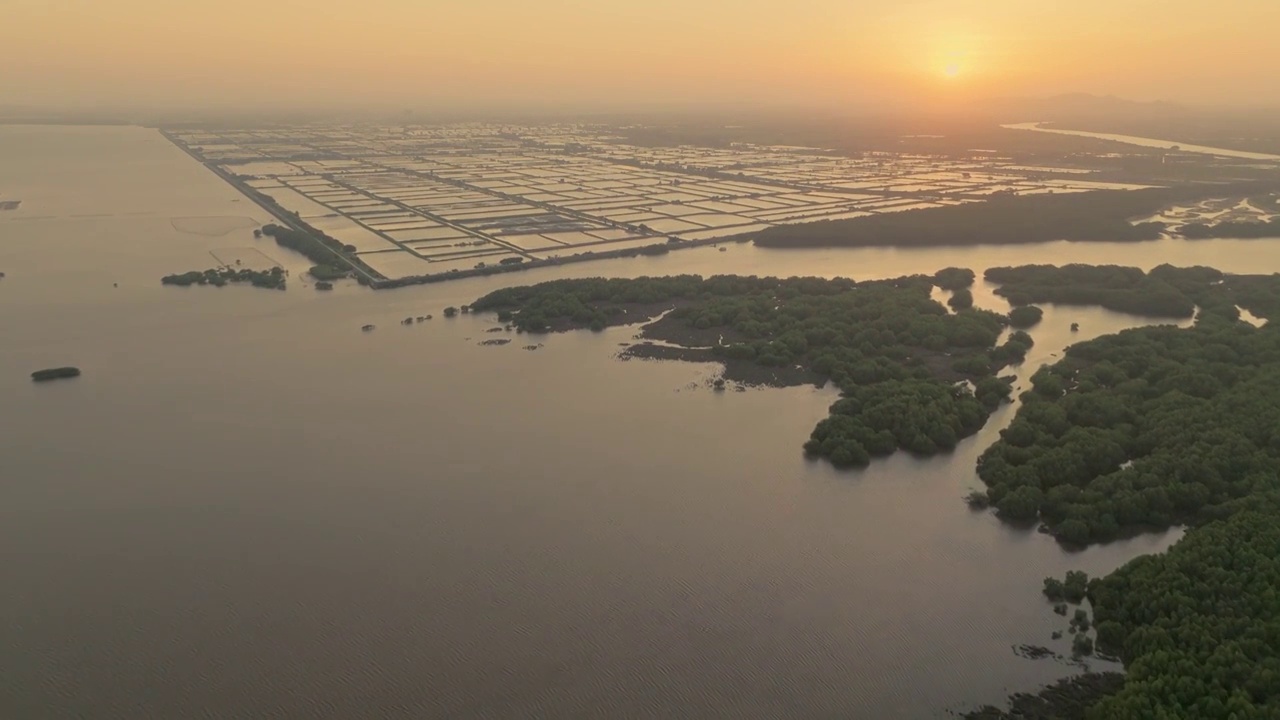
[2,125,1273,718]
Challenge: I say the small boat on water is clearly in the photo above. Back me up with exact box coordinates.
[362,324,376,332]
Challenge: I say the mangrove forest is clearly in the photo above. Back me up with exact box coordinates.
[473,272,1030,467]
[161,266,287,290]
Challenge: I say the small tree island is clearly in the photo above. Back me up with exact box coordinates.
[162,266,286,290]
[933,266,976,290]
[32,367,81,382]
[1008,305,1044,328]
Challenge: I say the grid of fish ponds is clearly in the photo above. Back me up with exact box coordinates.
[171,125,1151,279]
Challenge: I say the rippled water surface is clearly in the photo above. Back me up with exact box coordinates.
[4,126,1272,718]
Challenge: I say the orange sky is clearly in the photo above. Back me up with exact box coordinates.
[3,0,1277,113]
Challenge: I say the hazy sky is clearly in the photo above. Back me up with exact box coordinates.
[4,0,1278,113]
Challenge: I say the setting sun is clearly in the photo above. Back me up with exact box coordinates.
[943,62,962,78]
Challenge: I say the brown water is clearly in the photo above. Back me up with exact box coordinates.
[4,125,1274,718]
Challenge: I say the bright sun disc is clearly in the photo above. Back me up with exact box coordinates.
[943,63,961,78]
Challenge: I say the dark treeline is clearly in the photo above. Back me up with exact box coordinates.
[754,189,1158,248]
[473,275,710,332]
[161,266,286,290]
[1220,274,1280,319]
[977,318,1280,544]
[948,288,975,310]
[260,223,352,280]
[934,266,976,290]
[984,264,1201,318]
[977,267,1280,530]
[1183,217,1280,239]
[474,273,1024,466]
[973,267,1280,718]
[753,183,1280,249]
[976,266,1280,531]
[1009,305,1044,328]
[986,263,1280,322]
[1082,508,1280,718]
